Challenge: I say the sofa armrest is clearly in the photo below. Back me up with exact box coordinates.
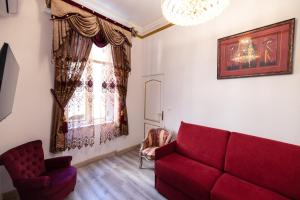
[155,141,176,160]
[45,156,72,171]
[14,176,50,190]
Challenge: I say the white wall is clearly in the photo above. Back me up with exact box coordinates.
[0,0,144,193]
[1,0,300,195]
[142,0,300,145]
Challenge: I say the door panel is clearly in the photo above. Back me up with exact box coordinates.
[144,75,163,137]
[145,79,161,122]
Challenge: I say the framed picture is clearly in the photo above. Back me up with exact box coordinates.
[217,18,295,79]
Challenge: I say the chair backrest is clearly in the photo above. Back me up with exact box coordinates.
[225,132,300,200]
[0,140,46,180]
[176,122,230,170]
[145,128,172,148]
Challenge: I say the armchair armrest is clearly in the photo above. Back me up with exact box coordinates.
[0,155,3,166]
[45,156,72,171]
[14,176,50,190]
[139,136,151,155]
[155,141,176,160]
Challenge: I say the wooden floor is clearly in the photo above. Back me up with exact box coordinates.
[3,149,165,200]
[66,149,166,200]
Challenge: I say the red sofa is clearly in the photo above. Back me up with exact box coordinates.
[155,122,300,200]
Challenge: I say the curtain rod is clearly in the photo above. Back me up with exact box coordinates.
[62,0,133,33]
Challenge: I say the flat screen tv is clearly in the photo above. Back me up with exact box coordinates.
[0,43,19,121]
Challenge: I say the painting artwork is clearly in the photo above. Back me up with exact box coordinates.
[217,19,295,79]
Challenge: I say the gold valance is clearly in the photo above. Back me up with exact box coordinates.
[51,0,132,55]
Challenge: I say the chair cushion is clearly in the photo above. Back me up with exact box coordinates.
[211,173,289,200]
[176,122,230,170]
[44,166,77,193]
[142,147,158,160]
[145,128,172,148]
[17,167,77,200]
[155,153,222,200]
[225,132,300,199]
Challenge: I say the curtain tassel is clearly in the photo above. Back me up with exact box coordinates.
[50,89,68,134]
[50,88,64,111]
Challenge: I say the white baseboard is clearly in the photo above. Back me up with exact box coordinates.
[74,144,139,168]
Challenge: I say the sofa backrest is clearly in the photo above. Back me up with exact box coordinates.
[176,122,230,170]
[225,132,300,200]
[0,140,46,180]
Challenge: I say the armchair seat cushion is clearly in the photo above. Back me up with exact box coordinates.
[43,166,77,194]
[211,174,289,200]
[17,167,77,200]
[141,147,158,160]
[155,153,222,200]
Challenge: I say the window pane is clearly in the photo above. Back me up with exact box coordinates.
[92,63,105,121]
[89,44,113,63]
[67,73,86,122]
[67,44,116,127]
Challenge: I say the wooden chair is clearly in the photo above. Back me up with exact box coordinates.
[139,128,172,168]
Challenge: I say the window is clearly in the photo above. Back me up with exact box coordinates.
[66,44,118,129]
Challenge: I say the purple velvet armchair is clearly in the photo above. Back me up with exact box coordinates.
[0,140,77,200]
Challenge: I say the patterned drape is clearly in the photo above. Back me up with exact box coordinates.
[50,30,93,152]
[112,46,130,136]
[49,0,133,152]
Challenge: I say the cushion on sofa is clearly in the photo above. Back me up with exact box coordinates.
[211,173,289,200]
[155,153,222,200]
[176,121,230,169]
[225,132,300,200]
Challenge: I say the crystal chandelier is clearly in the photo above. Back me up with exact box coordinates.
[161,0,230,26]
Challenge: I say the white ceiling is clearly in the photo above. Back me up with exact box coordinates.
[75,0,169,35]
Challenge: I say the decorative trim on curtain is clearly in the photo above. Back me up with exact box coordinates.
[49,0,133,153]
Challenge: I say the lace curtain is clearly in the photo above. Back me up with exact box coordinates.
[65,45,120,149]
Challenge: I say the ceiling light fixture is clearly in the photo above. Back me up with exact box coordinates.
[161,0,230,26]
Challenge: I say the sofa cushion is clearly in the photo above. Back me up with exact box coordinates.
[211,173,289,200]
[225,132,300,200]
[176,122,230,169]
[155,153,222,200]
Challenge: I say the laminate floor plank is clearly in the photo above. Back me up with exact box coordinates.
[66,149,165,200]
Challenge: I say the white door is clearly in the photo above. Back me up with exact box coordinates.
[144,75,164,138]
